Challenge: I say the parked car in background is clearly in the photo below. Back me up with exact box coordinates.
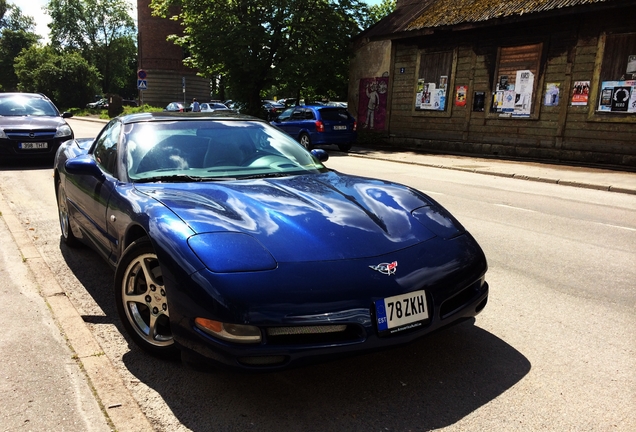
[271,105,357,152]
[0,92,73,161]
[164,102,191,112]
[225,100,245,112]
[262,101,285,121]
[200,102,231,113]
[326,101,348,108]
[86,98,108,109]
[53,111,489,371]
[122,99,139,107]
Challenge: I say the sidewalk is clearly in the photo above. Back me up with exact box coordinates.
[348,146,636,195]
[0,190,154,432]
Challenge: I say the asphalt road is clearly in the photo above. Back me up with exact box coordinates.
[0,118,633,431]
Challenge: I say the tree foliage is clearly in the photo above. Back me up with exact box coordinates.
[0,2,40,91]
[47,0,137,97]
[367,0,396,26]
[150,0,368,115]
[15,45,101,108]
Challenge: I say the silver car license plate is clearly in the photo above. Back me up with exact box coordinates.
[19,142,48,149]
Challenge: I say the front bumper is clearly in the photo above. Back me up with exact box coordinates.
[166,233,489,371]
[179,280,488,371]
[0,136,71,159]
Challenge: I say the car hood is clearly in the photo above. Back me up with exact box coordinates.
[136,171,460,262]
[0,116,65,129]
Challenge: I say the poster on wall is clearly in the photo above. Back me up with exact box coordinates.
[439,76,448,91]
[571,81,590,105]
[627,55,636,75]
[611,86,631,111]
[513,70,534,117]
[416,79,425,109]
[455,85,467,106]
[492,91,504,111]
[502,90,516,112]
[415,80,446,111]
[473,92,485,111]
[597,81,635,113]
[629,88,636,113]
[544,83,560,106]
[423,83,435,109]
[358,77,389,130]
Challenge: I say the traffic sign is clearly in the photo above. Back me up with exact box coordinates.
[137,69,147,80]
[137,79,147,90]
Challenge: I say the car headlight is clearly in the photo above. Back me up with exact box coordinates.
[55,124,73,138]
[412,206,464,239]
[194,318,262,343]
[188,232,277,272]
[0,129,7,139]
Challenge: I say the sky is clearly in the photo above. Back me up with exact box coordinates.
[18,0,138,43]
[18,0,382,43]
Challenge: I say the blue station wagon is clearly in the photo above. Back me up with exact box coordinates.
[271,105,357,152]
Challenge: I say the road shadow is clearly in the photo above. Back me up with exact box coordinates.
[0,159,55,171]
[58,239,118,324]
[58,237,530,430]
[121,320,530,431]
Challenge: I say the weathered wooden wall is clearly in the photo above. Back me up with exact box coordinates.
[384,8,636,168]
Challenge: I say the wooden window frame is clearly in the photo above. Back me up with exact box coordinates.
[411,48,458,118]
[587,32,636,123]
[487,43,544,120]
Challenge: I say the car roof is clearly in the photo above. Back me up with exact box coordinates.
[0,92,48,99]
[119,111,262,125]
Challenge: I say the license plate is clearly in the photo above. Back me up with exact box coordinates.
[375,290,428,334]
[333,125,347,130]
[19,142,48,149]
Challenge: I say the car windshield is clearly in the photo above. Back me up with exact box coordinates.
[124,120,328,182]
[0,96,59,117]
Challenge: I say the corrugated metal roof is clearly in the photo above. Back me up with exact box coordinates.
[406,0,610,30]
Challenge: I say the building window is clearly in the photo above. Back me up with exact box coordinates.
[490,43,542,118]
[596,32,636,114]
[414,51,454,112]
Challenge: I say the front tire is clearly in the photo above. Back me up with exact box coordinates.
[299,133,312,150]
[115,237,179,359]
[56,180,80,247]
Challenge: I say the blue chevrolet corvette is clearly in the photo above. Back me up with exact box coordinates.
[54,112,488,370]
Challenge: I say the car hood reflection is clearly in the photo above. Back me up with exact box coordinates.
[136,171,445,262]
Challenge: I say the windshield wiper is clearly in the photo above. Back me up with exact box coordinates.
[237,172,298,180]
[134,174,235,183]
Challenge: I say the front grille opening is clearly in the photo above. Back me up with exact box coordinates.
[265,324,363,345]
[440,286,476,319]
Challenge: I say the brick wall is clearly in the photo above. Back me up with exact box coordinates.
[137,0,211,106]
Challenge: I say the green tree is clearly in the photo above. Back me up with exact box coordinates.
[151,0,368,115]
[15,45,101,108]
[0,2,40,91]
[47,0,137,97]
[367,0,396,26]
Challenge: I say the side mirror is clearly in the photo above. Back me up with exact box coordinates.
[310,149,329,162]
[62,112,73,119]
[65,154,105,180]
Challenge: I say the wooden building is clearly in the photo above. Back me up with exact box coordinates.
[351,0,636,169]
[137,0,210,108]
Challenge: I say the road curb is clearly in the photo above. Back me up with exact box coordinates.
[347,152,636,195]
[0,191,154,432]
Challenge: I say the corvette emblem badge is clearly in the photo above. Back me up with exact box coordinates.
[369,261,398,276]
